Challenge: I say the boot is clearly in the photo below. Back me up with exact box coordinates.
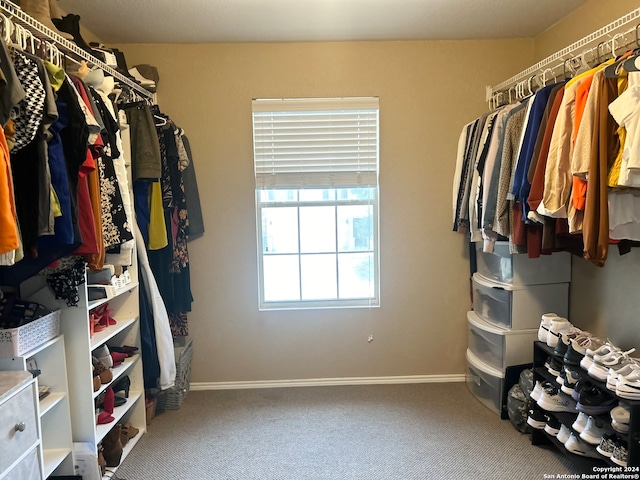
[51,13,105,62]
[101,425,123,467]
[19,0,72,39]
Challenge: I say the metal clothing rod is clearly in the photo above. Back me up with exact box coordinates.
[486,7,640,102]
[0,0,153,99]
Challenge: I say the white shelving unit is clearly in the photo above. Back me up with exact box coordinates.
[22,264,146,478]
[0,334,74,478]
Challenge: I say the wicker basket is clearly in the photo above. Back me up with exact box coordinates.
[0,310,60,357]
[157,339,193,412]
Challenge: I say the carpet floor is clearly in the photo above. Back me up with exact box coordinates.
[116,382,584,480]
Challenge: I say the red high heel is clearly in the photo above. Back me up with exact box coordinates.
[91,303,116,327]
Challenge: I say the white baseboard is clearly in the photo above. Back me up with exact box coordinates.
[191,374,465,391]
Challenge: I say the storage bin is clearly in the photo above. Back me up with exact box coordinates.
[466,348,504,416]
[475,241,571,286]
[156,339,193,412]
[0,310,60,357]
[467,310,537,371]
[471,273,568,330]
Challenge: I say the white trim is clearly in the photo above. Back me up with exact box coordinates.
[191,374,465,391]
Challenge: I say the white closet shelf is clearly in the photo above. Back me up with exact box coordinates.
[95,390,143,444]
[39,391,66,416]
[0,0,154,99]
[43,447,72,478]
[88,282,139,311]
[90,315,139,350]
[487,7,640,100]
[92,354,140,399]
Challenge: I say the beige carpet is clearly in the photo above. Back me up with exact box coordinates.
[115,382,583,480]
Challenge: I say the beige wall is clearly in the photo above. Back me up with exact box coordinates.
[114,0,640,385]
[115,39,532,384]
[534,0,640,61]
[533,0,640,350]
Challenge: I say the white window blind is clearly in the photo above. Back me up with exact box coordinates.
[252,97,379,188]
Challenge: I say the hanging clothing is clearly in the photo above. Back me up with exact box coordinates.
[135,221,176,390]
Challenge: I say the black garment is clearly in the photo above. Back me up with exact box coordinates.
[138,266,161,390]
[180,134,204,240]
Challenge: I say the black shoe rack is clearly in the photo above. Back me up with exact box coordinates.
[532,341,640,469]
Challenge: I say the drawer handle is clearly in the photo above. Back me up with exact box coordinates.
[14,422,25,432]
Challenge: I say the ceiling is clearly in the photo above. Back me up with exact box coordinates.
[55,0,586,44]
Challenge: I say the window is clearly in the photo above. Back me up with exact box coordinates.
[252,97,380,310]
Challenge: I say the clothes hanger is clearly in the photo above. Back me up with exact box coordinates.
[572,50,591,75]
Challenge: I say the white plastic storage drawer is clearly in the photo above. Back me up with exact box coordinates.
[467,311,537,371]
[466,349,504,416]
[475,241,571,285]
[471,273,568,330]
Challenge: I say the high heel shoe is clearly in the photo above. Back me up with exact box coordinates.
[92,303,116,327]
[111,375,130,398]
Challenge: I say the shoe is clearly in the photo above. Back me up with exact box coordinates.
[615,370,640,399]
[610,404,630,426]
[91,303,116,327]
[544,416,561,436]
[545,357,563,377]
[527,407,548,429]
[588,348,637,381]
[101,425,123,467]
[51,14,98,56]
[557,424,571,444]
[581,342,617,371]
[20,0,73,40]
[111,375,130,398]
[92,356,113,384]
[554,327,582,358]
[576,385,618,415]
[531,380,555,403]
[596,433,619,457]
[564,432,601,458]
[537,388,577,413]
[611,418,629,434]
[571,411,589,433]
[611,440,629,467]
[109,345,139,357]
[561,368,582,396]
[567,335,605,367]
[555,366,567,387]
[607,363,640,391]
[579,416,608,445]
[538,313,558,343]
[547,317,571,348]
[94,344,113,368]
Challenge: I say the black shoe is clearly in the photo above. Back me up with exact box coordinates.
[564,341,585,365]
[52,14,105,61]
[527,407,548,429]
[577,385,618,415]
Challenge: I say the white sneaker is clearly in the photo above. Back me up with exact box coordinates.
[616,372,640,400]
[564,432,601,458]
[530,381,554,402]
[581,342,616,371]
[612,418,630,433]
[572,411,589,433]
[610,405,630,425]
[588,348,637,381]
[579,416,608,445]
[607,363,640,391]
[538,313,558,343]
[547,317,571,348]
[537,388,577,413]
[557,424,571,444]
